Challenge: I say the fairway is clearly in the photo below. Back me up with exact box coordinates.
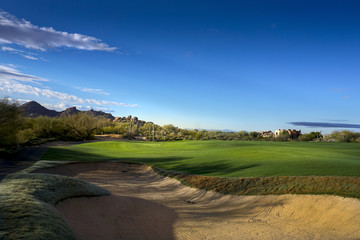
[42,140,360,177]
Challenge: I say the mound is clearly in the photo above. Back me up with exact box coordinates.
[37,162,360,240]
[0,172,110,240]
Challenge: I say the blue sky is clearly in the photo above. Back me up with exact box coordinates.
[0,0,359,133]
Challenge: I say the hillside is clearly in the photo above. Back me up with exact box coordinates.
[21,101,60,118]
[21,101,115,120]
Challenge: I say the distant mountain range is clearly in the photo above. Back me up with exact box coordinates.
[21,101,115,120]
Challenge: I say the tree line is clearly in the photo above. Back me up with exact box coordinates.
[1,99,359,154]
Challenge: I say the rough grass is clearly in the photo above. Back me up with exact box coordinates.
[153,166,360,199]
[0,163,110,240]
[43,140,360,177]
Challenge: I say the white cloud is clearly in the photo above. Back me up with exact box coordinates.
[0,79,136,107]
[23,55,38,60]
[80,87,110,95]
[5,97,32,104]
[0,65,137,108]
[0,65,48,82]
[0,10,116,52]
[1,46,23,52]
[2,45,41,60]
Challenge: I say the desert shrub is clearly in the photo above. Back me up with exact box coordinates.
[275,131,290,141]
[62,113,100,140]
[26,116,67,139]
[299,132,323,142]
[0,99,24,150]
[326,130,360,142]
[16,129,37,145]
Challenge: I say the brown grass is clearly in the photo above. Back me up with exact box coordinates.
[153,167,360,199]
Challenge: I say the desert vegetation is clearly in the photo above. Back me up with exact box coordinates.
[1,99,359,157]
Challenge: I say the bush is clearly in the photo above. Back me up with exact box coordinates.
[62,113,100,140]
[0,99,24,150]
[325,131,360,142]
[299,132,322,142]
[16,129,36,145]
[275,131,290,141]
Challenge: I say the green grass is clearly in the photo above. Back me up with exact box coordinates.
[0,162,110,240]
[42,140,360,177]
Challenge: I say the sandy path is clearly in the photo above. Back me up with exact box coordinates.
[38,162,360,240]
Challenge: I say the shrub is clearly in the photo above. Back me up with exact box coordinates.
[16,129,36,145]
[0,99,24,150]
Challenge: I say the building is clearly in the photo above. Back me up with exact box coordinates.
[274,129,301,139]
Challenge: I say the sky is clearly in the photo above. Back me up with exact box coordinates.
[0,0,359,133]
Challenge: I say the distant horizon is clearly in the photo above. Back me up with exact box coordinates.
[18,99,360,134]
[1,1,360,134]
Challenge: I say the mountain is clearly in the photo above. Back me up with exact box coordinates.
[21,101,60,118]
[60,106,80,117]
[21,101,115,120]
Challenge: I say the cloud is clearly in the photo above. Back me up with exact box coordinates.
[0,79,137,107]
[0,64,137,108]
[80,88,110,95]
[289,122,360,129]
[320,119,348,122]
[5,97,32,104]
[1,46,39,61]
[23,55,38,60]
[1,45,41,60]
[0,65,48,83]
[41,102,113,112]
[1,46,23,52]
[0,10,116,52]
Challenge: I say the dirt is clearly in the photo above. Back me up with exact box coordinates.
[37,162,360,240]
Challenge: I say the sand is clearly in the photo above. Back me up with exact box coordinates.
[38,162,360,240]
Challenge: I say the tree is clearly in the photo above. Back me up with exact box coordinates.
[299,132,323,141]
[63,113,99,140]
[153,123,156,141]
[275,130,290,141]
[249,131,260,139]
[163,124,177,134]
[0,99,24,149]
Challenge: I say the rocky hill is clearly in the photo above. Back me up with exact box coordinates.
[21,101,115,120]
[21,101,59,118]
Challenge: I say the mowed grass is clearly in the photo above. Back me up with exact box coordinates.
[42,140,360,177]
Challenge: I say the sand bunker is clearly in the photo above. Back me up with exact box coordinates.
[38,162,360,240]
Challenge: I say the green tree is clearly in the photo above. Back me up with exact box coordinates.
[63,113,100,140]
[0,99,24,149]
[275,130,290,141]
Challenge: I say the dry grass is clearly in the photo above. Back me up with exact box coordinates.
[153,167,360,199]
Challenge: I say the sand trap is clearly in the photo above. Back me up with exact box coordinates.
[38,163,360,240]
